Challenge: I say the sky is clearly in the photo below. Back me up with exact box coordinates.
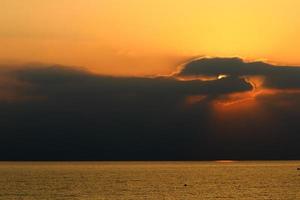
[0,1,300,160]
[1,0,300,75]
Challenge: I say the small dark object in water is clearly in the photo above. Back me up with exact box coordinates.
[184,184,187,187]
[297,168,300,170]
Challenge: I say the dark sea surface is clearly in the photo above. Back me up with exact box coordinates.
[0,161,299,199]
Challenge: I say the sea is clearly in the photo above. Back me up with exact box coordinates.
[0,161,299,200]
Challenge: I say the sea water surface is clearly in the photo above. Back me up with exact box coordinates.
[0,161,299,200]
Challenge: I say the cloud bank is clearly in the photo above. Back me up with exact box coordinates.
[0,58,300,160]
[179,57,300,89]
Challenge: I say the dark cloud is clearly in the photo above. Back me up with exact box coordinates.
[0,61,299,160]
[178,57,300,89]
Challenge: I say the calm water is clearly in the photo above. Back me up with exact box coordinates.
[0,161,299,200]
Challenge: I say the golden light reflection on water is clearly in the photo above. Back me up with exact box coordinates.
[0,162,299,199]
[215,160,237,163]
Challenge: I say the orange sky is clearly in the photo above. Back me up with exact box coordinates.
[1,0,300,75]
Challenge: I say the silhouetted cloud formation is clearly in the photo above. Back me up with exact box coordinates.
[179,57,300,89]
[0,59,300,160]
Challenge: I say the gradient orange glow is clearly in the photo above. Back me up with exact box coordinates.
[211,75,300,130]
[1,0,300,75]
[185,95,207,106]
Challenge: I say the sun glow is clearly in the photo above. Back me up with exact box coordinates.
[212,73,300,116]
[217,74,228,80]
[176,75,223,82]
